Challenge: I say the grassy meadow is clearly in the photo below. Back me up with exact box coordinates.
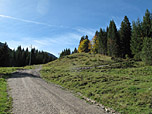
[41,53,152,114]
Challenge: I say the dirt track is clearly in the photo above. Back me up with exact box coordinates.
[7,67,108,114]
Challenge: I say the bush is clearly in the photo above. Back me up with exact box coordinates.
[87,92,94,97]
[111,57,123,62]
[85,61,90,65]
[94,94,100,102]
[122,59,135,68]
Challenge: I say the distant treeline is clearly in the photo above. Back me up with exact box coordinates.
[60,48,77,58]
[61,9,152,65]
[0,43,57,67]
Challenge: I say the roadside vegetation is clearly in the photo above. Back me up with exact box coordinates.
[41,53,152,114]
[0,66,36,114]
[0,67,18,114]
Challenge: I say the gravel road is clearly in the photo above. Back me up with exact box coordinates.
[7,67,108,114]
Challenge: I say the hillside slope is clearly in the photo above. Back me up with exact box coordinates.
[47,52,57,60]
[41,53,152,114]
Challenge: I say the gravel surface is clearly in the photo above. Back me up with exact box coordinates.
[7,67,109,114]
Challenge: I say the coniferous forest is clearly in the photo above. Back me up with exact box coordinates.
[61,9,152,65]
[0,43,57,67]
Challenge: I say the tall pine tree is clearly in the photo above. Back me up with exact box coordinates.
[119,16,132,58]
[141,37,152,65]
[72,48,78,54]
[0,43,10,67]
[130,19,143,60]
[142,9,151,37]
[107,20,119,57]
[98,28,107,55]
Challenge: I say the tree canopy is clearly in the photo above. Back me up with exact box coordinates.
[75,9,152,64]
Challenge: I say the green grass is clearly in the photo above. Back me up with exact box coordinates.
[41,53,152,114]
[0,67,17,114]
[0,78,12,114]
[22,65,39,70]
[0,67,18,78]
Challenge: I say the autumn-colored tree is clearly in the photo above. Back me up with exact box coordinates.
[76,9,152,61]
[78,37,91,53]
[91,31,99,53]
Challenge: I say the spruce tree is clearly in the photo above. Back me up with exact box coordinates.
[60,48,71,57]
[0,43,10,66]
[98,28,107,55]
[74,48,77,53]
[107,20,119,57]
[142,9,151,37]
[25,48,29,65]
[130,19,143,60]
[16,46,23,66]
[151,12,152,37]
[72,48,77,54]
[141,37,152,65]
[119,16,132,58]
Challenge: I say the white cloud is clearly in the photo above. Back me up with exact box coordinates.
[6,32,83,57]
[74,27,96,39]
[0,14,96,56]
[5,27,97,57]
[0,14,64,28]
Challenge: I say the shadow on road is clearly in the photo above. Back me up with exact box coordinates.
[10,71,40,79]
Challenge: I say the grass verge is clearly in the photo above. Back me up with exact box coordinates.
[0,78,12,114]
[0,65,39,114]
[0,67,18,114]
[41,53,152,114]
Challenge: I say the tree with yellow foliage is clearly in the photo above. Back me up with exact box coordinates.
[91,31,99,53]
[78,35,91,53]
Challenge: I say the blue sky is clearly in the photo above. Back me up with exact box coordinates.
[0,0,151,56]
